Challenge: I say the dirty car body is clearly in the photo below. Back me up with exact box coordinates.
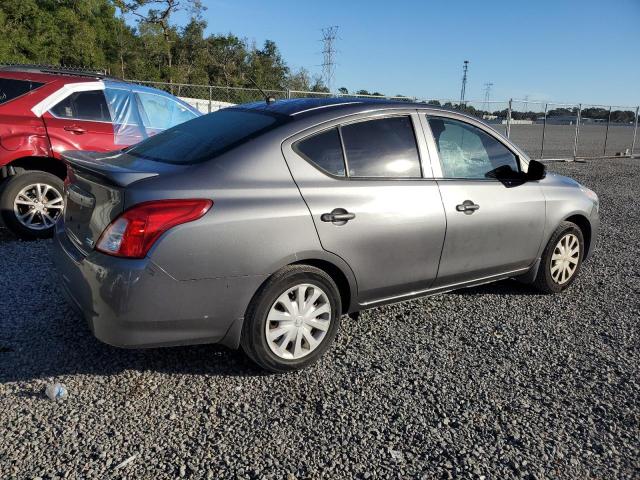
[52,98,599,371]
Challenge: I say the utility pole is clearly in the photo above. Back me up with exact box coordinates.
[459,60,469,106]
[320,26,339,93]
[483,82,493,112]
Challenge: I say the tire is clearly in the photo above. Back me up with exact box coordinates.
[533,221,584,294]
[0,171,65,240]
[241,265,342,373]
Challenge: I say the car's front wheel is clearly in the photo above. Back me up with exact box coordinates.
[534,221,584,294]
[241,265,342,372]
[0,171,65,240]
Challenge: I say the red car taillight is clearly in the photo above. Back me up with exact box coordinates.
[96,199,213,259]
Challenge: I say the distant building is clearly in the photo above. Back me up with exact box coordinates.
[535,116,606,125]
[501,119,533,125]
[536,115,576,125]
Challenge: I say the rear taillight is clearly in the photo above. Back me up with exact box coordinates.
[96,199,213,259]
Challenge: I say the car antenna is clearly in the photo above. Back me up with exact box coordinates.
[245,75,276,105]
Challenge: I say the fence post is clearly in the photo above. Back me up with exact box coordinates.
[506,99,513,138]
[632,106,639,156]
[540,103,548,159]
[208,86,212,113]
[286,89,291,99]
[603,105,612,156]
[572,103,582,161]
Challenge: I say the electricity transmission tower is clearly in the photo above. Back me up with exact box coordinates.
[459,60,469,105]
[320,26,339,92]
[483,82,494,112]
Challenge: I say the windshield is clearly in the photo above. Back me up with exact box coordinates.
[124,109,286,165]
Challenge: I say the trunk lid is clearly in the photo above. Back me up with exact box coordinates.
[61,150,181,254]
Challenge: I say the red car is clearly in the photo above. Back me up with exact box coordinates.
[0,65,200,239]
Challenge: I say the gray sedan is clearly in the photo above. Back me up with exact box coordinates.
[52,98,599,372]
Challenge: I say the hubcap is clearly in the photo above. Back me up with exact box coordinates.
[551,233,580,284]
[13,183,64,231]
[265,283,332,360]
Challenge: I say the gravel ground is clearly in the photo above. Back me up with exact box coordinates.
[1,158,639,479]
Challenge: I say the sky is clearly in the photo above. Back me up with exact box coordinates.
[126,0,640,107]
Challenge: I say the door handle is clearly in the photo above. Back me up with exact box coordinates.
[64,125,86,134]
[321,208,356,225]
[456,200,480,215]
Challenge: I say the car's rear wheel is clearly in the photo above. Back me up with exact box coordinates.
[0,171,64,240]
[534,221,584,294]
[241,265,341,372]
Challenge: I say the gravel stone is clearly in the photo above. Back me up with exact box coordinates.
[0,158,638,479]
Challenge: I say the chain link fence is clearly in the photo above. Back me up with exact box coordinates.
[129,80,640,161]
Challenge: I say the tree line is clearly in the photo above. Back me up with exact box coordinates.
[0,0,329,92]
[1,0,637,119]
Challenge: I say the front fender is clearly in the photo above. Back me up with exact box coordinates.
[538,174,597,260]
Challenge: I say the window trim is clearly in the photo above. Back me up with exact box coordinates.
[291,112,427,181]
[292,126,347,178]
[33,81,105,117]
[47,89,113,124]
[421,112,525,181]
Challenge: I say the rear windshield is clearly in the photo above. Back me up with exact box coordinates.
[124,109,286,164]
[0,78,45,104]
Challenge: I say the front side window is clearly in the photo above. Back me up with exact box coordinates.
[0,78,45,104]
[135,91,197,131]
[341,116,421,178]
[427,116,519,179]
[50,90,112,122]
[294,128,346,177]
[125,109,283,165]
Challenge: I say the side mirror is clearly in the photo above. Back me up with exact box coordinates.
[527,159,546,181]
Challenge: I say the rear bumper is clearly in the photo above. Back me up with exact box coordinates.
[52,220,265,349]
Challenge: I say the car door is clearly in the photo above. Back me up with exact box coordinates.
[282,112,446,305]
[421,114,546,287]
[43,89,116,155]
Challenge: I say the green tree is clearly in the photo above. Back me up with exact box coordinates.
[247,40,289,89]
[0,0,124,69]
[0,0,331,99]
[115,0,202,82]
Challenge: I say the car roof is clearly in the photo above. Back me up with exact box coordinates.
[232,97,527,159]
[0,64,115,82]
[235,97,452,118]
[238,97,403,116]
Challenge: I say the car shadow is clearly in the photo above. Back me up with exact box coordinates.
[0,304,267,384]
[0,227,17,242]
[446,279,542,296]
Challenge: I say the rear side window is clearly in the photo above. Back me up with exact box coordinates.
[0,78,44,104]
[341,116,421,178]
[294,128,346,176]
[135,91,197,131]
[125,109,283,165]
[50,90,112,122]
